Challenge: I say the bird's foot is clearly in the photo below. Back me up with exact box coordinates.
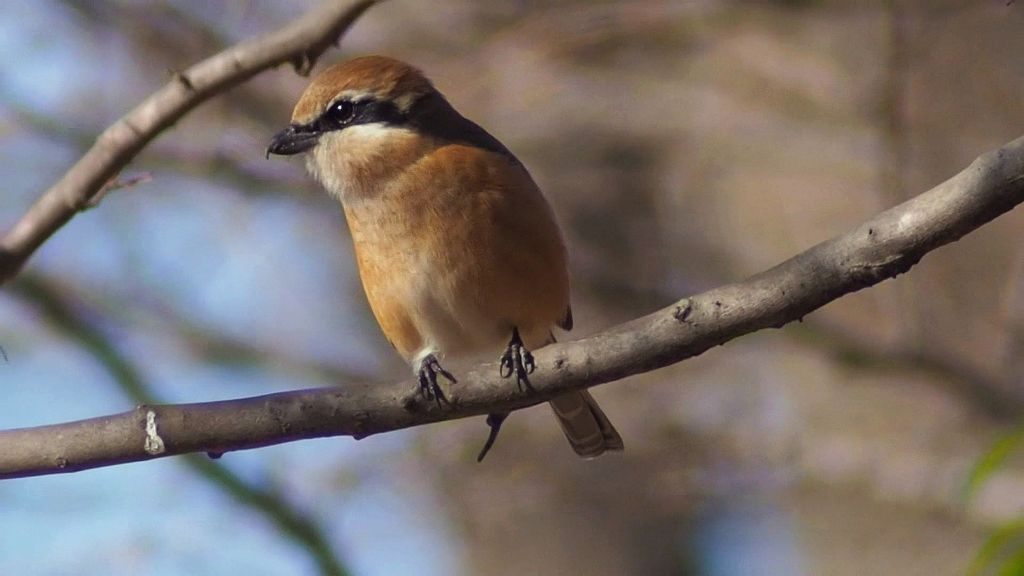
[499,327,535,390]
[418,354,456,405]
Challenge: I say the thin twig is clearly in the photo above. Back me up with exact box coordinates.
[85,172,153,209]
[0,0,378,284]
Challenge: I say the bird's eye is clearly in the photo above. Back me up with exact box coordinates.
[326,100,356,125]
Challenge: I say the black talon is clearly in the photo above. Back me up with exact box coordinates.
[417,354,455,405]
[499,327,535,390]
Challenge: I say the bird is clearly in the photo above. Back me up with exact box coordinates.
[267,55,623,460]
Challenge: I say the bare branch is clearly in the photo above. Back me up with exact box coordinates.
[7,276,350,575]
[585,276,1020,419]
[0,0,379,284]
[2,134,1023,479]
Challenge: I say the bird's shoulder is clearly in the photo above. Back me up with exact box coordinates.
[409,92,521,165]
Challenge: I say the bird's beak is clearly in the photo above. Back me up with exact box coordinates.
[266,124,321,159]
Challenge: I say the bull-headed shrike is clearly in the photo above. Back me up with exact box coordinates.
[268,56,622,460]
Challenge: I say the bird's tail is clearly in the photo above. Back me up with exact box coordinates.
[548,390,624,458]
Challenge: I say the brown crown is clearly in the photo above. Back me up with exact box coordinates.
[291,56,434,124]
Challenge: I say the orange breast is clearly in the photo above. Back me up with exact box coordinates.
[343,143,571,360]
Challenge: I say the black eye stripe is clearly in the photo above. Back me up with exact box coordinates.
[357,100,406,125]
[316,98,407,132]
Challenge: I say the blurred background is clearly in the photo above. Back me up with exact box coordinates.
[1,0,1023,574]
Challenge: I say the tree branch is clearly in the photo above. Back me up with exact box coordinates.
[0,0,378,284]
[3,134,1023,479]
[7,276,350,575]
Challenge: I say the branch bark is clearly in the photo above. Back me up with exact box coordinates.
[0,0,378,284]
[3,135,1024,479]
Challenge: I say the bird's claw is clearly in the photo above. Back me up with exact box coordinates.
[418,354,455,405]
[499,327,534,390]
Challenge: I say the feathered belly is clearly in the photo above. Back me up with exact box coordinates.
[341,145,571,363]
[350,217,565,362]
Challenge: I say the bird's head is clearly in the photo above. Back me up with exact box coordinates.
[266,56,442,199]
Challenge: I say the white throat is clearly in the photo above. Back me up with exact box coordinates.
[305,124,421,202]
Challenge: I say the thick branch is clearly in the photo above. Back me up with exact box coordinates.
[3,135,1023,479]
[0,0,378,284]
